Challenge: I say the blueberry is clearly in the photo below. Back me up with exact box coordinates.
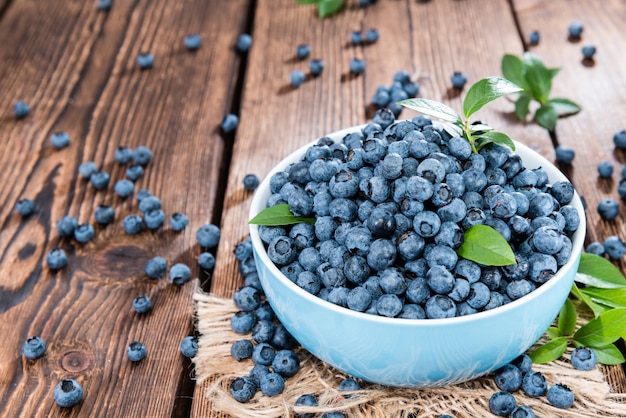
[170,212,189,231]
[230,376,257,403]
[114,179,135,198]
[132,295,152,313]
[426,265,455,294]
[221,113,239,133]
[54,379,83,408]
[255,301,275,322]
[522,370,547,397]
[309,59,324,76]
[571,346,597,370]
[349,58,366,74]
[248,364,271,388]
[619,179,626,199]
[121,165,142,182]
[586,241,605,256]
[97,0,112,11]
[597,198,619,220]
[425,295,456,319]
[605,235,626,259]
[290,70,306,88]
[366,238,396,271]
[16,199,35,216]
[547,383,574,408]
[13,100,30,119]
[511,405,535,418]
[234,286,261,311]
[137,52,154,69]
[295,393,318,418]
[252,342,276,366]
[350,31,362,45]
[467,282,490,309]
[198,252,215,270]
[555,146,575,164]
[252,319,276,344]
[568,21,583,38]
[139,195,162,214]
[145,256,166,279]
[127,341,147,362]
[184,34,201,51]
[144,209,165,230]
[78,161,98,179]
[581,45,596,59]
[132,145,152,166]
[375,294,403,317]
[46,248,68,270]
[489,391,516,416]
[613,130,626,149]
[235,34,252,53]
[296,44,311,60]
[271,324,296,349]
[90,171,110,190]
[512,353,532,374]
[243,173,260,191]
[22,336,46,359]
[123,214,144,234]
[180,335,199,358]
[170,263,191,285]
[450,71,468,89]
[231,310,256,334]
[413,211,441,238]
[532,226,563,254]
[494,363,522,392]
[403,81,419,97]
[196,224,220,248]
[74,224,95,243]
[321,413,345,418]
[50,131,70,149]
[365,28,379,43]
[57,215,78,236]
[272,349,300,377]
[597,161,613,178]
[529,30,540,45]
[259,372,285,397]
[230,339,253,362]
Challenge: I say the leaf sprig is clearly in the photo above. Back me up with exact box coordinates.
[398,77,522,153]
[530,253,626,365]
[501,52,581,132]
[249,203,315,226]
[294,0,345,18]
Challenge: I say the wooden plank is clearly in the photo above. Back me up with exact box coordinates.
[513,0,626,392]
[192,0,554,416]
[0,0,249,416]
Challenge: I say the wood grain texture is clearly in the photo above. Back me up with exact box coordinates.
[0,0,249,416]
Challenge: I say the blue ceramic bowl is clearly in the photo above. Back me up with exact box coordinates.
[249,125,586,387]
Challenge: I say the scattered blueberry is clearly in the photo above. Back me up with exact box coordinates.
[613,130,626,149]
[221,113,239,133]
[489,391,516,416]
[494,363,522,392]
[260,372,285,397]
[127,341,147,362]
[57,215,78,236]
[114,179,135,198]
[74,224,95,243]
[350,31,362,45]
[144,209,165,230]
[271,349,300,377]
[22,336,46,359]
[568,21,583,39]
[138,195,161,214]
[547,383,574,408]
[54,379,83,408]
[510,405,535,418]
[170,263,191,285]
[450,72,468,89]
[137,53,154,69]
[132,295,152,314]
[522,370,547,397]
[605,235,626,260]
[582,45,596,60]
[296,44,311,60]
[290,70,306,88]
[597,161,613,178]
[14,101,30,119]
[571,346,597,370]
[180,336,199,358]
[295,394,318,418]
[133,145,152,166]
[90,171,110,190]
[126,164,144,181]
[529,30,540,45]
[197,224,221,248]
[230,376,257,403]
[235,34,252,53]
[586,241,605,256]
[243,174,260,191]
[597,198,619,220]
[309,59,324,76]
[97,0,112,11]
[145,256,167,279]
[555,146,575,164]
[136,188,151,202]
[46,248,68,270]
[231,311,257,334]
[78,161,98,179]
[198,252,215,270]
[50,132,70,149]
[230,339,253,361]
[170,212,189,231]
[16,199,35,216]
[123,214,144,234]
[365,28,379,43]
[349,58,366,75]
[184,34,201,51]
[114,146,133,164]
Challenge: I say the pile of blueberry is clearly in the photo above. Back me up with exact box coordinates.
[260,108,580,320]
[370,70,420,118]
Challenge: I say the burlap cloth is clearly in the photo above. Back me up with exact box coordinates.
[193,291,626,417]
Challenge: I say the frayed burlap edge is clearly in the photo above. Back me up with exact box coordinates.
[193,291,626,418]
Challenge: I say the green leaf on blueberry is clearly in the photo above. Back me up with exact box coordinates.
[529,337,568,364]
[249,203,315,226]
[454,224,516,266]
[294,0,345,18]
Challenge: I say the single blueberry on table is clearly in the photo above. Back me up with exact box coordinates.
[50,132,70,149]
[555,146,575,164]
[90,171,110,190]
[54,379,83,408]
[137,52,154,69]
[571,346,597,370]
[22,336,46,359]
[233,286,261,311]
[57,215,78,236]
[198,252,215,270]
[494,363,523,392]
[230,310,256,334]
[260,372,285,397]
[489,391,516,416]
[180,335,199,358]
[126,164,144,181]
[127,341,147,362]
[144,209,165,230]
[613,130,626,149]
[16,199,35,216]
[512,353,532,374]
[582,45,596,60]
[230,376,257,403]
[365,28,379,43]
[133,145,152,166]
[605,235,626,259]
[145,256,167,279]
[586,241,605,256]
[97,0,112,11]
[597,198,619,220]
[510,405,535,418]
[235,33,252,53]
[547,383,575,408]
[243,173,259,191]
[350,31,362,45]
[74,224,95,243]
[290,70,306,88]
[529,30,540,45]
[170,212,188,231]
[295,393,318,418]
[230,339,253,361]
[138,195,161,214]
[197,224,221,248]
[234,240,253,261]
[522,370,547,397]
[272,349,300,377]
[184,34,201,51]
[349,58,366,74]
[78,161,97,179]
[114,146,133,164]
[296,44,311,60]
[309,59,324,76]
[114,179,134,198]
[339,377,361,392]
[618,179,626,199]
[568,20,584,38]
[597,160,613,178]
[13,101,30,119]
[252,342,276,366]
[123,214,144,234]
[46,248,68,270]
[221,113,239,133]
[450,71,468,89]
[169,263,191,286]
[132,295,152,314]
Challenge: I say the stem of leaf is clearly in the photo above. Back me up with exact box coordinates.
[461,119,478,154]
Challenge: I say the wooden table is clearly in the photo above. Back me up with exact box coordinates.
[1,0,625,416]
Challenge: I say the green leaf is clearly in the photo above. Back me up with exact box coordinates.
[514,92,532,122]
[535,104,558,131]
[249,204,315,226]
[549,67,561,79]
[571,283,609,318]
[522,52,553,103]
[577,253,626,288]
[501,54,528,90]
[462,77,523,119]
[548,98,581,117]
[580,287,626,309]
[593,344,625,365]
[398,98,461,123]
[546,327,561,339]
[528,337,568,364]
[439,121,464,138]
[558,298,578,337]
[475,130,516,152]
[455,224,516,266]
[468,123,494,133]
[573,307,626,347]
[318,0,344,17]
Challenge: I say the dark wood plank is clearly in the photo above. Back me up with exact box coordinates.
[513,0,626,392]
[193,0,553,416]
[0,0,249,416]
